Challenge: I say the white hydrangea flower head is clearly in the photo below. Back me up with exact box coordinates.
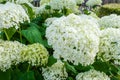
[21,43,49,66]
[99,14,120,29]
[0,2,30,29]
[15,0,33,4]
[76,69,110,80]
[40,0,51,6]
[45,17,58,26]
[79,14,99,24]
[97,28,120,64]
[0,40,25,72]
[35,3,53,15]
[86,0,102,7]
[75,0,84,5]
[46,14,100,66]
[42,60,68,80]
[49,0,77,12]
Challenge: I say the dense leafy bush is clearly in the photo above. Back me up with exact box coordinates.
[98,3,120,17]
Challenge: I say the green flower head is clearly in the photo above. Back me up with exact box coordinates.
[21,43,49,66]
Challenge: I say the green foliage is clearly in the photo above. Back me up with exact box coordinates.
[47,56,57,67]
[45,5,51,10]
[75,64,92,72]
[92,60,110,73]
[19,71,35,80]
[34,70,44,80]
[83,9,91,15]
[21,23,50,48]
[21,3,35,20]
[0,31,5,39]
[21,23,43,44]
[67,77,74,80]
[11,69,35,80]
[0,69,11,80]
[98,3,120,17]
[65,62,78,75]
[3,27,16,40]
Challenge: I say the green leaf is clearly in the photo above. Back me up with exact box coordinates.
[22,3,35,19]
[75,64,92,72]
[92,60,109,73]
[47,56,57,67]
[34,70,44,80]
[21,23,51,48]
[42,40,52,48]
[11,68,23,80]
[21,26,43,44]
[65,62,78,75]
[0,31,4,39]
[0,69,11,80]
[116,75,120,80]
[83,9,91,15]
[4,27,16,40]
[67,77,74,80]
[31,16,43,25]
[110,64,118,74]
[19,71,35,80]
[45,5,51,9]
[111,76,120,80]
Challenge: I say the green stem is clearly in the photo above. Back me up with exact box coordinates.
[63,7,66,15]
[4,29,10,40]
[27,64,30,72]
[19,27,22,43]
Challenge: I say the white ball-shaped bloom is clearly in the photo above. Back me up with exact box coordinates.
[86,0,102,7]
[42,60,68,80]
[40,0,51,6]
[45,17,58,26]
[0,40,25,72]
[76,69,110,80]
[75,0,84,5]
[35,3,53,15]
[38,0,79,15]
[98,28,120,64]
[21,43,49,66]
[46,14,100,66]
[49,0,77,12]
[0,2,30,29]
[99,14,120,29]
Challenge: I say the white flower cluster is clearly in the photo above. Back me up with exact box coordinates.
[76,69,110,80]
[0,2,30,30]
[75,0,84,5]
[46,14,100,66]
[0,40,25,72]
[45,17,58,26]
[86,0,102,7]
[0,41,49,71]
[37,0,79,15]
[98,28,120,64]
[15,0,33,4]
[20,43,49,66]
[42,60,68,80]
[99,14,120,29]
[35,3,53,15]
[49,0,77,12]
[40,0,51,6]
